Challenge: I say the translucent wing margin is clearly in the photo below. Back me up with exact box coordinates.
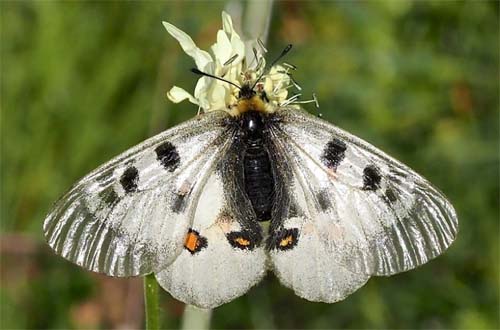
[271,108,458,276]
[43,111,231,276]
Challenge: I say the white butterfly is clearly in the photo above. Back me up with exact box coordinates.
[43,12,458,309]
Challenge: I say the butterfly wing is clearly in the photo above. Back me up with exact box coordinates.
[43,111,233,276]
[267,107,458,280]
[155,138,267,309]
[264,123,369,303]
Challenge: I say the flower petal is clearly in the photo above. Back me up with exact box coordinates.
[167,86,198,105]
[230,34,245,63]
[162,21,213,69]
[221,11,234,35]
[211,30,233,64]
[221,11,244,65]
[194,62,215,98]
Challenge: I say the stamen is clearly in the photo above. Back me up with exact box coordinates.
[257,38,268,53]
[286,93,320,108]
[292,99,317,104]
[283,62,297,70]
[281,93,302,106]
[257,57,265,72]
[223,54,239,66]
[248,47,259,68]
[313,93,320,108]
[288,75,302,91]
[267,71,289,77]
[272,74,288,94]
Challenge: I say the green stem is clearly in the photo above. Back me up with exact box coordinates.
[144,274,160,330]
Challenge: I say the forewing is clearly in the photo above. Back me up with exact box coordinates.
[155,138,267,309]
[43,111,231,276]
[271,108,458,276]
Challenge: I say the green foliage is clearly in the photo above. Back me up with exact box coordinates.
[1,1,498,329]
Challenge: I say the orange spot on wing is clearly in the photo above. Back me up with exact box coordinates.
[234,237,251,246]
[279,235,294,247]
[183,229,208,254]
[184,232,199,252]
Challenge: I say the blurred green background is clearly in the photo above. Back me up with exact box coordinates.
[1,1,498,329]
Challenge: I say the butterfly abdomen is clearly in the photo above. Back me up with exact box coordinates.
[239,111,275,222]
[244,138,274,221]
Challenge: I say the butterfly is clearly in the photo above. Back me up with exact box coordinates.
[43,12,458,309]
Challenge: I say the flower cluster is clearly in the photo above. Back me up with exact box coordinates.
[163,12,294,114]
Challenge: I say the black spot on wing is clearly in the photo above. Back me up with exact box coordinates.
[267,228,299,251]
[385,187,397,203]
[120,166,139,193]
[316,190,332,211]
[287,201,299,218]
[171,194,187,213]
[362,165,381,191]
[321,138,347,170]
[99,189,119,207]
[155,141,180,171]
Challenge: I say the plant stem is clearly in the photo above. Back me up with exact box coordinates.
[144,274,160,330]
[241,0,273,45]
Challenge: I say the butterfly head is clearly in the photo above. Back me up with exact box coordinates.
[234,44,294,115]
[238,84,256,100]
[235,83,267,115]
[191,66,290,116]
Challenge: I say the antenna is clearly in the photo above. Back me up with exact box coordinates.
[191,68,241,90]
[269,44,293,68]
[251,44,293,89]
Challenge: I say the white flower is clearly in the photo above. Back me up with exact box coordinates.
[163,11,295,114]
